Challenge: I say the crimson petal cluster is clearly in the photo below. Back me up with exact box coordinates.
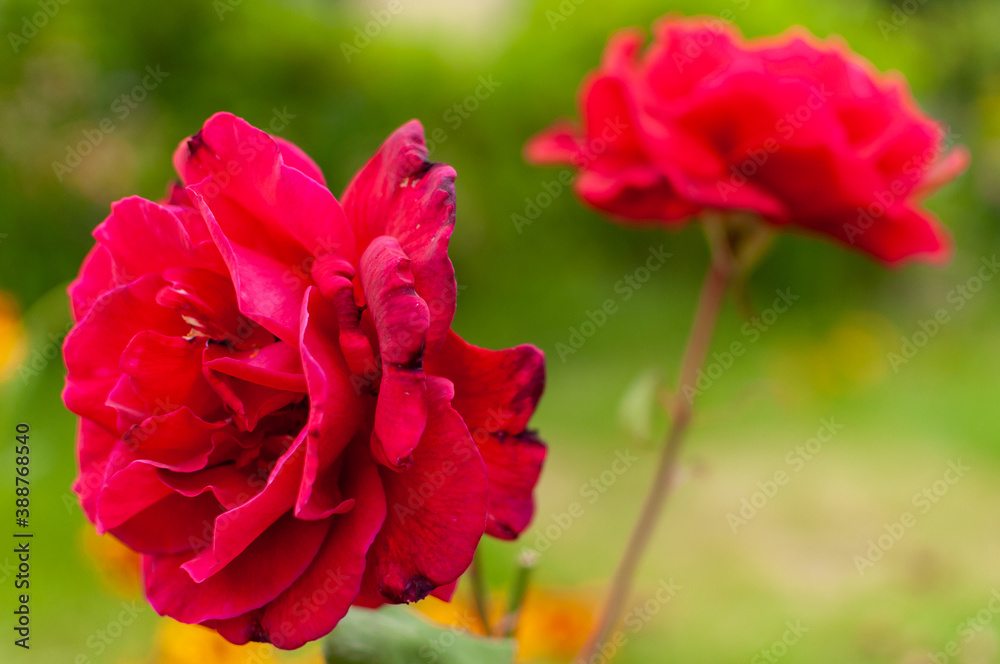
[63,113,546,649]
[527,16,968,264]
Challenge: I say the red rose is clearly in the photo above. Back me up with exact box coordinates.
[63,113,546,648]
[527,16,969,264]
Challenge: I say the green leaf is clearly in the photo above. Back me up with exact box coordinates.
[323,606,516,664]
[617,368,662,442]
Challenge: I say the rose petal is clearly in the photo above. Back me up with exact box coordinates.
[206,445,385,649]
[342,121,457,353]
[186,188,308,343]
[203,341,307,393]
[156,266,274,349]
[64,274,188,431]
[426,332,546,539]
[478,432,547,540]
[363,376,488,603]
[180,437,306,583]
[174,112,356,263]
[359,235,430,468]
[93,196,200,281]
[110,490,224,555]
[144,511,331,623]
[426,331,545,436]
[273,135,327,186]
[295,287,365,519]
[68,244,117,322]
[73,420,121,522]
[120,331,223,421]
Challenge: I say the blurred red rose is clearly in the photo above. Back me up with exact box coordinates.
[527,16,968,264]
[63,113,546,649]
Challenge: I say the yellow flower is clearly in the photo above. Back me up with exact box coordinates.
[511,589,595,662]
[82,531,322,664]
[417,587,596,663]
[0,291,27,383]
[418,593,491,636]
[79,527,142,598]
[137,620,324,664]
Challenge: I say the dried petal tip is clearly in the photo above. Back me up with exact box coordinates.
[186,130,207,157]
[400,575,436,603]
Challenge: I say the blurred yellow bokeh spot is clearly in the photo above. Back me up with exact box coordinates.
[417,587,596,663]
[770,311,897,402]
[0,291,27,383]
[80,528,324,664]
[512,589,596,662]
[79,527,142,598]
[133,620,323,664]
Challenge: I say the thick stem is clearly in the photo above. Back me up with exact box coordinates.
[576,227,734,662]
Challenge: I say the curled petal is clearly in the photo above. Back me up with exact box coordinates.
[295,287,365,520]
[342,121,457,353]
[359,235,430,468]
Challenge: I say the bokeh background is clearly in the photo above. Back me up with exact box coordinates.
[1,0,999,662]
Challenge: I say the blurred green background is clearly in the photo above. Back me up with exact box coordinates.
[1,0,999,662]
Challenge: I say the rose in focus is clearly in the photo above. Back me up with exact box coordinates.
[527,16,968,264]
[63,113,546,649]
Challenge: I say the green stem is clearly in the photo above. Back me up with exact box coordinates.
[469,550,492,635]
[500,550,538,638]
[576,223,735,662]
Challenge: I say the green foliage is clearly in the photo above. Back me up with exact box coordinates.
[322,607,515,664]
